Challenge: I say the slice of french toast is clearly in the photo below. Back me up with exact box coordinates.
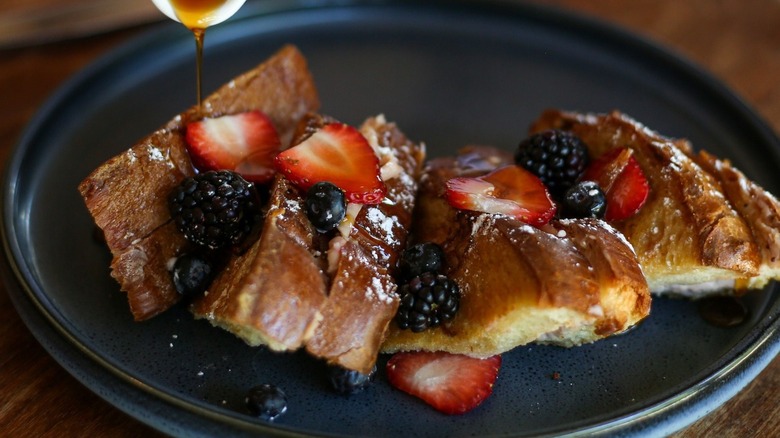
[381,146,650,358]
[191,114,425,374]
[78,45,320,320]
[530,109,780,294]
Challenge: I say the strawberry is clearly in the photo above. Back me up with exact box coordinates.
[274,123,386,204]
[580,147,649,221]
[386,351,501,415]
[445,165,556,226]
[185,110,281,184]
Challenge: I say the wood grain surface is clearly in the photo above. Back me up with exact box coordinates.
[0,0,778,436]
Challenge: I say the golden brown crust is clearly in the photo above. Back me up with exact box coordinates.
[191,176,328,351]
[381,146,650,357]
[694,150,780,289]
[530,109,762,292]
[78,45,320,321]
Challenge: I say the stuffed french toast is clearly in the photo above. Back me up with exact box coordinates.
[78,45,320,321]
[529,109,780,295]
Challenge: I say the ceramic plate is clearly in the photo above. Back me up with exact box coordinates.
[4,1,779,436]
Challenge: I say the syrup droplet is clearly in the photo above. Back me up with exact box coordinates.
[698,295,748,327]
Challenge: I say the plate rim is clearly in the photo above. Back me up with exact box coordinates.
[3,1,779,436]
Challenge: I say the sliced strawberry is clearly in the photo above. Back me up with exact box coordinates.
[445,165,556,226]
[274,123,386,204]
[185,110,281,184]
[581,147,649,221]
[386,351,501,415]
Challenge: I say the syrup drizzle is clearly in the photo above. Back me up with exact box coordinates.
[163,0,244,108]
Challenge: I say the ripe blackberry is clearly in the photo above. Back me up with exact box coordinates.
[396,272,460,332]
[327,364,376,395]
[305,181,347,233]
[245,384,287,421]
[561,180,607,219]
[169,170,261,250]
[515,129,590,197]
[398,242,445,280]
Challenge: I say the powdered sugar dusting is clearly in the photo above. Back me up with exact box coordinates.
[366,208,401,246]
[366,276,395,305]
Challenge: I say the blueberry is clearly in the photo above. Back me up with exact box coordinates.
[562,180,607,219]
[327,364,376,395]
[305,182,347,233]
[398,242,445,280]
[171,253,213,296]
[246,384,287,420]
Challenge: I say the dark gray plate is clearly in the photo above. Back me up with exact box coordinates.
[3,1,779,436]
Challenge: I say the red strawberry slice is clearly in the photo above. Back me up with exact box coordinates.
[445,165,556,226]
[386,351,501,415]
[581,147,649,221]
[185,110,281,184]
[274,123,386,204]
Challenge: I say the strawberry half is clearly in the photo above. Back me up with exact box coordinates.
[274,123,386,204]
[386,351,501,415]
[445,165,556,226]
[580,147,649,222]
[185,110,281,184]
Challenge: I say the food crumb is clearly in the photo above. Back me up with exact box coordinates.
[551,371,561,380]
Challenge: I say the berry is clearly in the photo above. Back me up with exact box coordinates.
[274,123,386,204]
[386,351,501,415]
[245,384,287,421]
[445,165,556,227]
[327,364,377,395]
[396,272,460,332]
[171,253,214,296]
[305,182,347,233]
[561,180,607,219]
[515,129,590,197]
[580,147,649,222]
[169,170,261,250]
[398,242,445,280]
[185,110,282,184]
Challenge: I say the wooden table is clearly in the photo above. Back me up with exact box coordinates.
[1,0,778,436]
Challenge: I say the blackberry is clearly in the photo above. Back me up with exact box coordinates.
[171,253,214,297]
[398,242,445,280]
[396,272,460,332]
[246,384,288,421]
[515,129,590,197]
[305,181,347,233]
[561,180,607,219]
[169,170,260,250]
[327,364,376,395]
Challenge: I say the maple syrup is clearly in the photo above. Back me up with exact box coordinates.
[151,0,246,107]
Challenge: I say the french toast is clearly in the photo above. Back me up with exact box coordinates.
[530,109,780,294]
[191,114,426,374]
[78,45,320,320]
[381,146,651,358]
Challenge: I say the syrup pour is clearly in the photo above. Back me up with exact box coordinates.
[152,0,246,108]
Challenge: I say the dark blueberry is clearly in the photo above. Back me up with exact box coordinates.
[562,180,607,219]
[169,170,261,249]
[396,272,460,332]
[327,364,377,395]
[246,384,287,421]
[305,181,347,233]
[171,253,214,296]
[398,242,445,280]
[515,129,590,198]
